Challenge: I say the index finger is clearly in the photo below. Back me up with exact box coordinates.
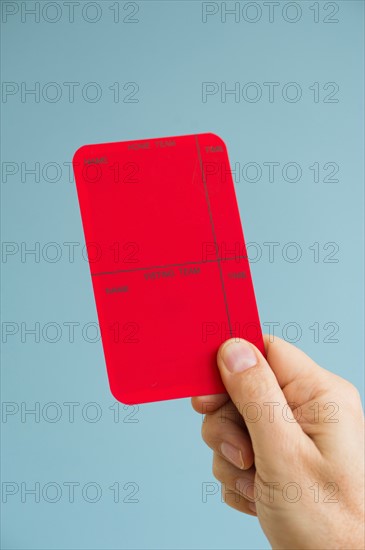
[191,392,229,414]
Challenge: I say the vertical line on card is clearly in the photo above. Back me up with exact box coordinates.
[195,135,233,337]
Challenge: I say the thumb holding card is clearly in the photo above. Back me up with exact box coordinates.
[216,337,304,468]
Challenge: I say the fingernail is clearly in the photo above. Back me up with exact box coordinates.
[220,441,244,470]
[221,340,257,373]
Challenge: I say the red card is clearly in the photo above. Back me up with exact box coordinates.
[73,133,264,404]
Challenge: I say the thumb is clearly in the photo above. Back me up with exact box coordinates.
[217,337,304,463]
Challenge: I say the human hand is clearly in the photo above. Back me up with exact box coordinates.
[192,336,364,550]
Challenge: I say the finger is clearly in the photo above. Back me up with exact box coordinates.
[217,338,306,467]
[191,392,229,414]
[212,453,256,499]
[262,334,322,390]
[202,410,254,470]
[221,484,257,516]
[203,397,247,428]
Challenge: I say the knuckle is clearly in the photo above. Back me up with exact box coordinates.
[220,483,227,503]
[201,414,221,447]
[330,375,361,403]
[236,368,277,410]
[201,418,210,443]
[212,455,224,482]
[331,379,362,411]
[344,381,361,401]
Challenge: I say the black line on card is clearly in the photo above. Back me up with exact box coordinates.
[91,256,247,276]
[194,135,233,337]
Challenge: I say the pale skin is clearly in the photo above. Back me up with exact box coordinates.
[191,336,365,550]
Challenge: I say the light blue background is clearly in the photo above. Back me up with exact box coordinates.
[1,1,364,549]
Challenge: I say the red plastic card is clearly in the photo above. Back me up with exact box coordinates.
[73,133,264,404]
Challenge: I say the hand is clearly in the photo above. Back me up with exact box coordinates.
[192,336,364,550]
